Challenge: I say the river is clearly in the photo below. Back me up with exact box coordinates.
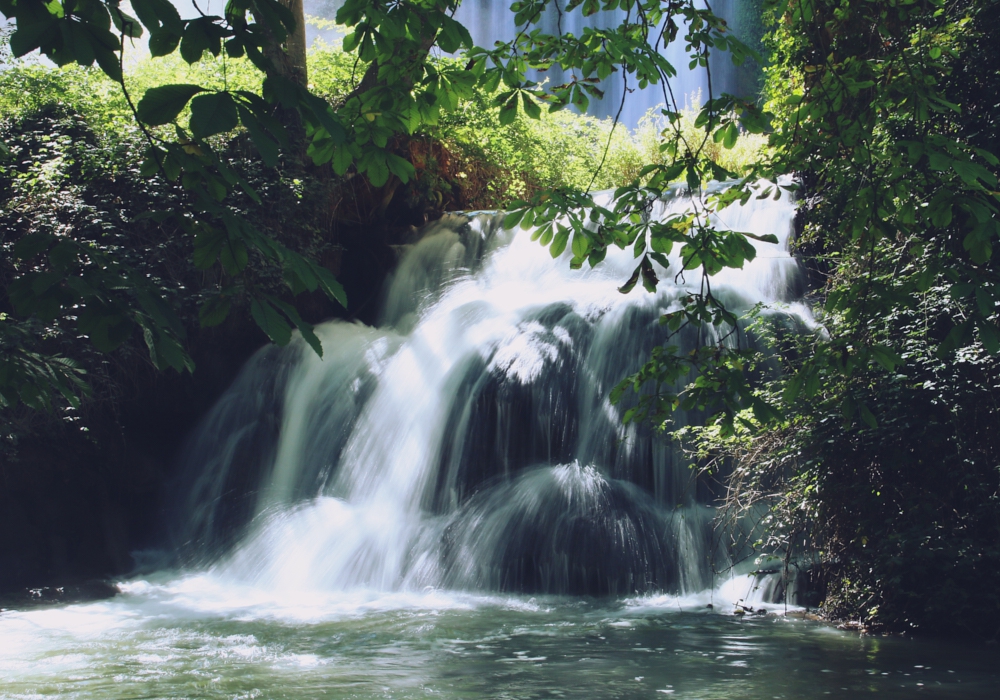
[1,578,996,698]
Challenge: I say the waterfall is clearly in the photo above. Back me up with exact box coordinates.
[454,0,751,127]
[170,186,814,599]
[304,0,758,128]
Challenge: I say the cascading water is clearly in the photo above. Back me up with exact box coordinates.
[305,0,754,127]
[171,186,814,602]
[6,194,997,700]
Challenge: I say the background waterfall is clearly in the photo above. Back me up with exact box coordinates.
[303,0,761,128]
[171,186,814,600]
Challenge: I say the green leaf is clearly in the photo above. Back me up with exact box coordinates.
[979,322,1000,354]
[110,9,143,39]
[140,320,193,373]
[870,345,903,371]
[342,30,360,52]
[189,92,239,139]
[77,304,133,353]
[270,298,324,358]
[179,21,210,63]
[522,92,541,119]
[198,295,232,327]
[386,153,415,182]
[975,288,995,318]
[313,265,348,308]
[619,264,641,294]
[131,0,183,33]
[10,21,59,59]
[503,209,526,230]
[148,29,180,57]
[193,226,226,269]
[640,256,658,292]
[219,237,248,276]
[742,231,779,244]
[498,94,519,126]
[13,232,54,260]
[723,122,739,149]
[953,158,997,188]
[362,152,390,186]
[783,372,803,404]
[649,252,670,269]
[251,298,293,346]
[283,254,319,295]
[237,105,280,167]
[859,403,878,429]
[136,288,185,338]
[136,84,204,126]
[751,397,782,425]
[331,145,354,175]
[550,226,569,258]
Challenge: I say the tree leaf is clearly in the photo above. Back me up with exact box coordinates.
[269,298,324,357]
[131,0,183,33]
[619,265,641,294]
[313,265,348,308]
[137,84,204,126]
[110,9,144,39]
[237,104,280,167]
[179,20,210,63]
[189,92,239,139]
[148,29,181,57]
[250,298,293,346]
[198,294,232,327]
[522,92,541,119]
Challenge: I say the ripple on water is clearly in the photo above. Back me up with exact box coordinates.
[0,579,997,699]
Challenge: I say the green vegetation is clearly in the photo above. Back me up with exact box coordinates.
[2,0,998,640]
[0,35,762,440]
[681,0,1000,639]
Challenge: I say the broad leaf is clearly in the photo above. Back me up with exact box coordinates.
[189,92,239,139]
[137,84,204,126]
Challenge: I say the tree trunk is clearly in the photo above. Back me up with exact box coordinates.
[256,0,308,87]
[282,0,308,86]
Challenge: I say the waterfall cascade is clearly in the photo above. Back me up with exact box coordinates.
[451,0,748,127]
[172,187,814,601]
[304,0,754,128]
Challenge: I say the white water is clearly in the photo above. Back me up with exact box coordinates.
[303,0,751,127]
[169,185,812,603]
[6,191,1000,699]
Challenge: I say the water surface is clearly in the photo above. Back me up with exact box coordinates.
[2,577,995,699]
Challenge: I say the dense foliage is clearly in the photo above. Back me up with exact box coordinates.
[3,0,999,639]
[684,0,1000,639]
[2,0,774,423]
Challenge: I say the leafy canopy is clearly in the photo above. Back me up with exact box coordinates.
[1,0,997,439]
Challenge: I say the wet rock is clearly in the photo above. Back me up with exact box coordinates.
[1,579,119,609]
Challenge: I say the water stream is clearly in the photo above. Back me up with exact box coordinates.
[171,185,809,598]
[1,190,996,697]
[2,581,996,698]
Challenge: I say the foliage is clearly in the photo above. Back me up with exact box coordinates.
[1,33,727,423]
[1,0,772,425]
[432,76,642,205]
[681,0,1000,638]
[4,0,999,638]
[0,0,501,393]
[696,287,1000,638]
[0,96,343,439]
[633,98,768,178]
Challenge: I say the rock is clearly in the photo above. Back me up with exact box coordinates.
[1,580,119,609]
